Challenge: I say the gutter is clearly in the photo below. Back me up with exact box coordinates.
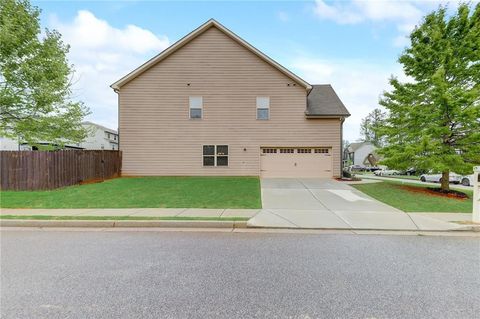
[340,117,345,176]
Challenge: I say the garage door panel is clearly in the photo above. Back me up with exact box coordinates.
[260,148,333,178]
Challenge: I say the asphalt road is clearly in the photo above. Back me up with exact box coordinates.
[1,229,479,319]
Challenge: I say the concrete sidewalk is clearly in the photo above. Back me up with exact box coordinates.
[1,208,477,231]
[247,210,475,231]
[0,208,260,218]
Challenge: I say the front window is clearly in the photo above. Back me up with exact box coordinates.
[203,145,228,167]
[256,97,270,120]
[190,96,203,119]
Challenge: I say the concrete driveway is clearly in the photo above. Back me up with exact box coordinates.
[248,178,433,230]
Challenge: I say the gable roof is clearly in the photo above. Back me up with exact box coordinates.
[111,19,312,90]
[82,121,118,134]
[306,85,350,117]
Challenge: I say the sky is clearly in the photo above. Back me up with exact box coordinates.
[33,0,471,141]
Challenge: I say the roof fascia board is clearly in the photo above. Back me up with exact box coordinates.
[305,114,350,119]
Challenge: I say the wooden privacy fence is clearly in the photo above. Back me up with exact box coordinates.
[0,150,122,191]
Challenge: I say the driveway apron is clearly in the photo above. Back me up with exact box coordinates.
[248,178,419,230]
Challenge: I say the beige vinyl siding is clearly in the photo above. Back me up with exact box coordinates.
[119,26,342,177]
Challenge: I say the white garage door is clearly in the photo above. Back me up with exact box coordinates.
[260,147,333,178]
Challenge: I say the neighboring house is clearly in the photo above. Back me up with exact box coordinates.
[111,19,350,178]
[0,121,118,151]
[344,142,380,167]
[0,136,22,151]
[80,121,119,150]
[0,136,82,150]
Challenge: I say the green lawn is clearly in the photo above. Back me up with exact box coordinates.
[0,177,262,209]
[352,181,473,213]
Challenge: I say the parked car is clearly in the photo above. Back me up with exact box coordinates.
[348,164,365,171]
[460,175,474,186]
[374,169,400,176]
[405,167,416,176]
[419,173,461,184]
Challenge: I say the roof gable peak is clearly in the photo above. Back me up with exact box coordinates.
[111,19,311,90]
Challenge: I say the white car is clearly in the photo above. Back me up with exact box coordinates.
[460,175,474,186]
[374,169,400,176]
[419,173,461,184]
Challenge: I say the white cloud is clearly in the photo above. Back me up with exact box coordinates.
[314,0,422,24]
[277,11,290,22]
[313,0,425,47]
[50,10,170,130]
[313,0,363,24]
[290,57,405,141]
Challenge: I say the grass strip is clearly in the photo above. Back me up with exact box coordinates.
[0,215,250,221]
[352,180,472,213]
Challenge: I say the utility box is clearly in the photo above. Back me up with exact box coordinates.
[473,166,480,223]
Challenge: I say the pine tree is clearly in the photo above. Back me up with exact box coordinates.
[378,3,480,191]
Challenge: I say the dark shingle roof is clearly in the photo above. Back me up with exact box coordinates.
[306,84,350,117]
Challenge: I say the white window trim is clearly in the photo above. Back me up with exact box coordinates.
[256,96,270,120]
[189,96,203,119]
[202,145,229,167]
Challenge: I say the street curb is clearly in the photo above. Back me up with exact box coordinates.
[0,219,248,229]
[1,219,477,232]
[453,225,480,232]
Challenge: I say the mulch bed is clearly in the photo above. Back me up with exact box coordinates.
[398,185,469,200]
[336,177,362,182]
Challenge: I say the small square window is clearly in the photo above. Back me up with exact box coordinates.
[203,156,215,166]
[257,108,269,120]
[190,108,202,119]
[217,156,228,166]
[256,97,270,108]
[217,145,228,155]
[203,145,215,155]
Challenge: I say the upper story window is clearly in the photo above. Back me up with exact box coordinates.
[256,97,270,120]
[189,96,203,119]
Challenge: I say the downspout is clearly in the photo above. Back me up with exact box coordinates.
[340,117,345,177]
[114,88,120,150]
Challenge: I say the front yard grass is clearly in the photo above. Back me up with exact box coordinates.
[0,176,262,209]
[352,180,472,213]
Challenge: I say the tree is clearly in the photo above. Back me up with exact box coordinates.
[360,108,387,147]
[0,0,89,148]
[377,3,480,191]
[342,139,352,166]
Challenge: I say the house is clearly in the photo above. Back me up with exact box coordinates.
[0,121,118,151]
[111,19,350,178]
[344,142,380,167]
[0,136,83,150]
[0,136,23,151]
[80,121,119,150]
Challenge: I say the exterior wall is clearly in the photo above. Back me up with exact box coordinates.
[119,26,342,177]
[80,124,118,150]
[353,144,375,166]
[0,137,20,150]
